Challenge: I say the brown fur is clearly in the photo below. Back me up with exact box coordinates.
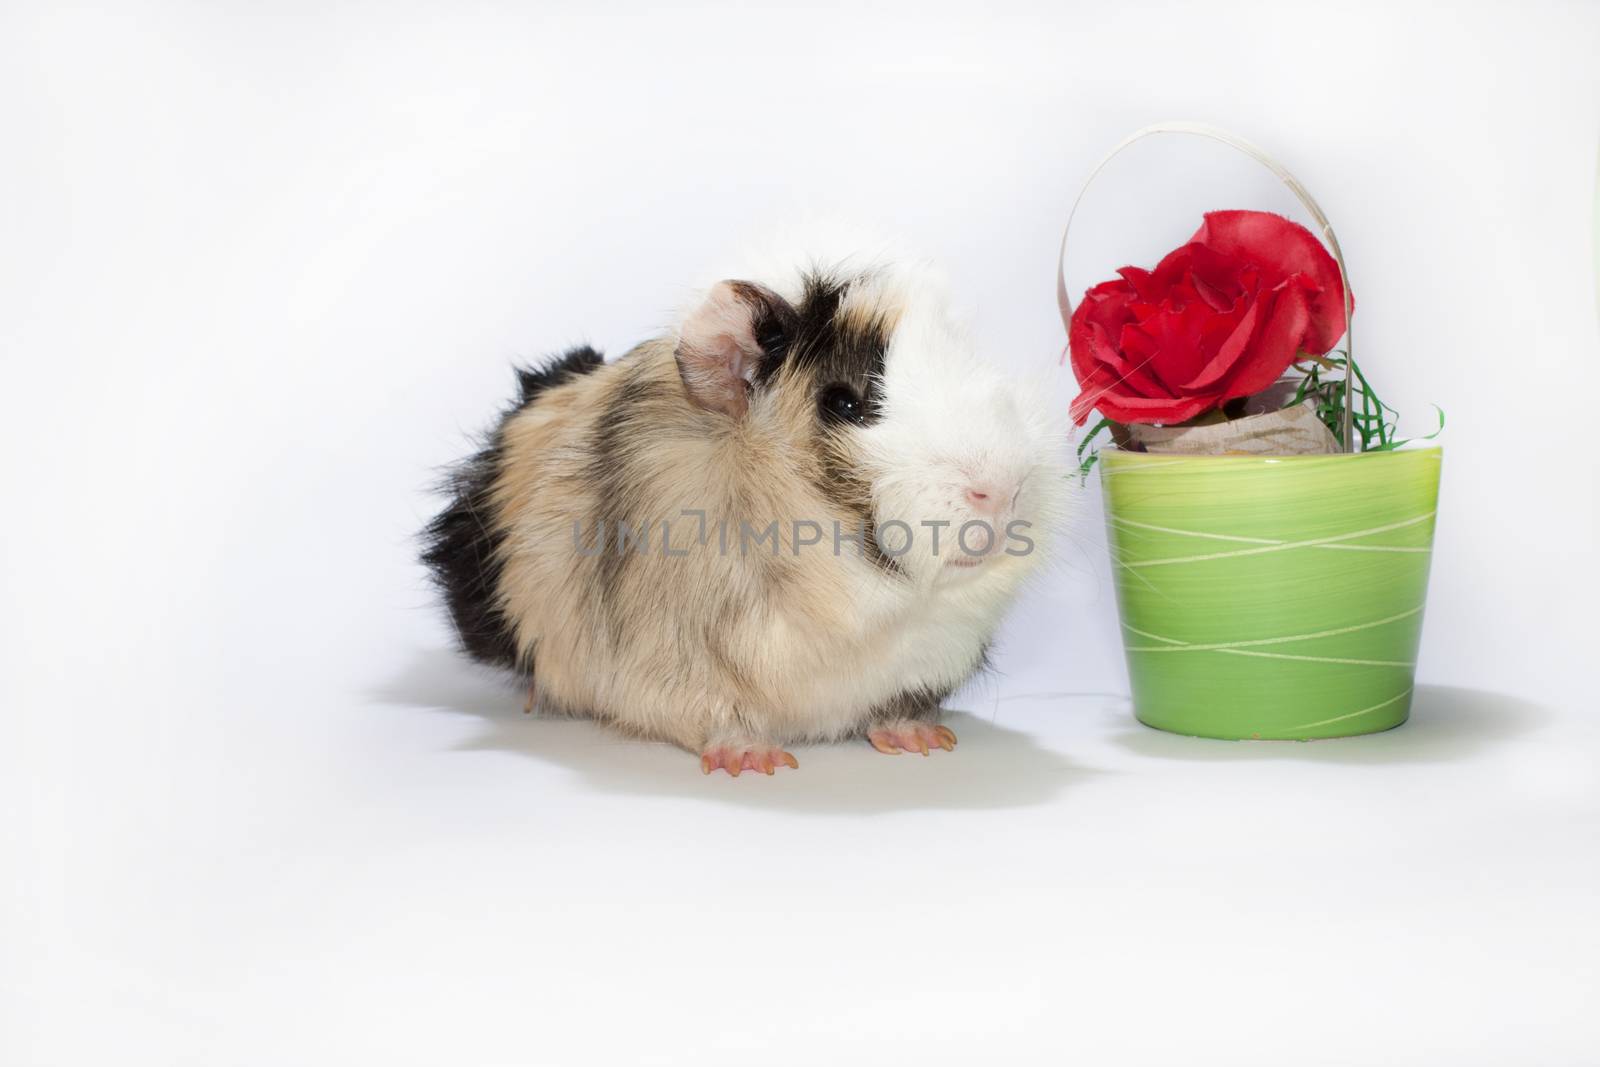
[487,339,892,749]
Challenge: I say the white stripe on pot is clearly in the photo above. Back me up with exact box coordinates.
[1284,688,1414,732]
[1318,544,1432,553]
[1121,605,1424,653]
[1204,648,1412,667]
[1110,515,1433,553]
[1114,512,1437,569]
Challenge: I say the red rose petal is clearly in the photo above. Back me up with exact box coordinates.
[1154,242,1248,301]
[1069,372,1109,424]
[1109,326,1180,399]
[1123,300,1216,394]
[1115,265,1164,303]
[1086,390,1217,426]
[1191,210,1350,354]
[1189,271,1232,312]
[1179,297,1261,393]
[1068,281,1136,385]
[1217,277,1315,401]
[1081,279,1138,331]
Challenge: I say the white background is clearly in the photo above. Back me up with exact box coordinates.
[4,2,1598,1064]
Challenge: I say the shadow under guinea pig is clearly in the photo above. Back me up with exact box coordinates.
[372,648,1086,815]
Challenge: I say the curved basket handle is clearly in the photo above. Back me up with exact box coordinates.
[1057,121,1356,451]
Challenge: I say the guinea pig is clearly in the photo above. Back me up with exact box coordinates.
[423,247,1066,775]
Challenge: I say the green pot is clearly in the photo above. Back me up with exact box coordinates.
[1101,447,1442,740]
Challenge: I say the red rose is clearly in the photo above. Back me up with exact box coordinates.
[1068,210,1351,425]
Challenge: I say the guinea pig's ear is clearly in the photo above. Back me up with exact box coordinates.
[675,280,794,419]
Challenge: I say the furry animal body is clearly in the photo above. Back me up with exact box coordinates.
[424,248,1065,774]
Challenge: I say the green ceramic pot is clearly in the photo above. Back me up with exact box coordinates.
[1101,447,1442,740]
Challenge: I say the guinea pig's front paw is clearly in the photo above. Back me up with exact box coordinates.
[699,740,800,777]
[867,720,957,757]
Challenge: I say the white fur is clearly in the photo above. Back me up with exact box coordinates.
[711,246,1069,735]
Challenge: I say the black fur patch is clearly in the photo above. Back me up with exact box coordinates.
[516,346,603,404]
[751,273,889,422]
[762,273,898,571]
[733,281,798,374]
[421,345,604,668]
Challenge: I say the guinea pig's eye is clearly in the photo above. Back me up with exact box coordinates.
[818,383,866,425]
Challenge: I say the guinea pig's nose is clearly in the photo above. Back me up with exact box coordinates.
[964,486,1003,514]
